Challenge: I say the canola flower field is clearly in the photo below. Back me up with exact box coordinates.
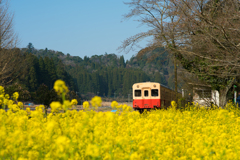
[1,80,240,159]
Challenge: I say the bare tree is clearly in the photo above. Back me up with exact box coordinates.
[0,0,25,86]
[119,0,182,101]
[119,0,240,107]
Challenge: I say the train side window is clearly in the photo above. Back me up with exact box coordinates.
[144,90,148,97]
[135,90,141,97]
[151,89,158,96]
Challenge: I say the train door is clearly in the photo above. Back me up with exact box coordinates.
[143,88,151,108]
[161,88,165,109]
[133,89,142,108]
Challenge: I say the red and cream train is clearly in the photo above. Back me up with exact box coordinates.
[132,82,181,112]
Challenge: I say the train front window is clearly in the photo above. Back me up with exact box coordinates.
[135,90,141,97]
[151,89,158,97]
[144,90,148,97]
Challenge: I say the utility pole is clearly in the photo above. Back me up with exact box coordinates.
[174,55,178,102]
[234,85,237,104]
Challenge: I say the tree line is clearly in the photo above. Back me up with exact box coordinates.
[1,43,172,105]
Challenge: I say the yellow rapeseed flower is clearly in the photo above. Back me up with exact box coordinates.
[28,150,39,160]
[130,152,141,160]
[90,96,102,108]
[50,101,62,112]
[71,99,78,106]
[26,107,31,114]
[5,94,9,99]
[85,144,100,158]
[171,100,177,109]
[12,92,19,101]
[62,100,71,110]
[55,136,70,153]
[18,102,23,109]
[122,104,132,112]
[111,101,118,108]
[2,94,240,160]
[8,100,13,106]
[83,101,90,109]
[3,98,8,105]
[0,86,4,95]
[53,79,69,95]
[11,104,19,112]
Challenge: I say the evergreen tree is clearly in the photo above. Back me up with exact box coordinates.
[100,71,108,96]
[107,70,112,97]
[154,72,167,85]
[92,72,100,95]
[43,57,51,87]
[123,72,130,96]
[27,42,34,53]
[49,58,57,87]
[77,73,83,93]
[56,60,65,80]
[28,67,38,91]
[119,55,126,68]
[87,74,92,93]
[108,85,112,97]
[118,70,123,92]
[167,74,175,90]
[35,84,59,109]
[38,57,46,84]
[82,73,87,93]
[112,68,118,91]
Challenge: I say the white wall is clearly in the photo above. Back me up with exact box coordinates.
[211,90,219,106]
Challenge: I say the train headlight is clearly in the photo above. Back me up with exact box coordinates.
[137,85,139,88]
[153,84,156,87]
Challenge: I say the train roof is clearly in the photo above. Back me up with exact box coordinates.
[133,82,172,90]
[133,82,182,94]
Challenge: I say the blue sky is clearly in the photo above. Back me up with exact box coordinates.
[9,0,150,60]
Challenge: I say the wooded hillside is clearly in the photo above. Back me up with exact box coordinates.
[5,43,180,104]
